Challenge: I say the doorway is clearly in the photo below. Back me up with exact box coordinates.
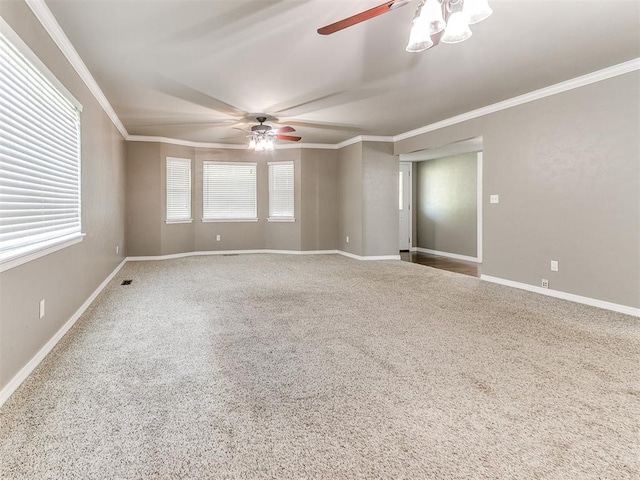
[399,162,411,251]
[398,138,483,276]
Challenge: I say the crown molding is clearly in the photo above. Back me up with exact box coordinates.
[24,0,129,139]
[126,135,341,150]
[126,135,246,149]
[394,58,640,142]
[126,134,395,150]
[23,1,639,150]
[336,135,395,149]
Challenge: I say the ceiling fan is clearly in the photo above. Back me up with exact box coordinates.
[317,0,412,35]
[239,117,301,151]
[318,0,493,53]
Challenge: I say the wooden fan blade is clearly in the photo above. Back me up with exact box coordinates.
[277,134,302,142]
[317,0,409,35]
[273,126,296,134]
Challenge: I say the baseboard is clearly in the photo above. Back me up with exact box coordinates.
[127,250,400,261]
[338,251,401,261]
[127,249,341,261]
[0,258,127,408]
[480,274,640,317]
[412,247,479,263]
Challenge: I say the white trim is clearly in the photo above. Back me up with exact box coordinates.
[24,0,128,139]
[267,160,295,166]
[126,60,639,149]
[267,218,296,223]
[127,136,248,149]
[335,135,395,149]
[202,218,259,223]
[125,134,395,150]
[394,58,640,142]
[273,142,336,150]
[125,250,400,262]
[165,220,193,224]
[0,17,82,111]
[480,275,640,318]
[399,161,412,250]
[0,234,85,273]
[338,251,401,261]
[476,152,483,263]
[412,247,479,263]
[127,135,337,150]
[126,250,340,261]
[21,2,638,151]
[0,258,127,407]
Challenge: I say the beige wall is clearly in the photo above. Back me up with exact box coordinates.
[396,72,640,308]
[362,142,399,257]
[127,141,400,259]
[126,142,161,256]
[336,141,399,257]
[338,143,363,255]
[127,146,342,254]
[416,153,478,257]
[0,2,127,390]
[300,149,339,251]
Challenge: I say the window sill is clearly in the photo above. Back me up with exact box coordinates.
[202,218,259,223]
[267,218,296,223]
[0,233,86,273]
[166,219,193,224]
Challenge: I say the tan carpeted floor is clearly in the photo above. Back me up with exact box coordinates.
[1,254,638,479]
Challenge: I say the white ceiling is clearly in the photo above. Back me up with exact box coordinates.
[45,0,640,145]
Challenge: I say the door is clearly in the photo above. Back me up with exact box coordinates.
[399,162,411,250]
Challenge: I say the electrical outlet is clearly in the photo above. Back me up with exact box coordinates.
[216,235,221,241]
[490,194,500,204]
[551,260,558,271]
[39,299,45,318]
[541,279,549,289]
[346,236,350,243]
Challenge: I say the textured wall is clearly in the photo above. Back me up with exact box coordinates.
[338,143,363,256]
[0,3,127,390]
[416,153,478,258]
[126,146,343,254]
[362,142,399,257]
[300,149,339,251]
[396,72,640,308]
[126,142,161,256]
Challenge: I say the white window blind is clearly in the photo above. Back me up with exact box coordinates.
[203,162,257,221]
[268,161,294,220]
[166,157,191,222]
[0,25,82,262]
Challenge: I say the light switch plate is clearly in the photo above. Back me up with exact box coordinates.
[551,260,559,271]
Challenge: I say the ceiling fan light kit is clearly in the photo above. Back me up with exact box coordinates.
[247,117,301,151]
[407,0,492,51]
[317,0,490,53]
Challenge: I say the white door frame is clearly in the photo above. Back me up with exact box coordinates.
[476,152,483,263]
[399,161,413,250]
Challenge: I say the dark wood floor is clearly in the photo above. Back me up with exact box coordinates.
[400,251,480,277]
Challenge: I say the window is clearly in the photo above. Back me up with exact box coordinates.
[166,157,192,223]
[268,161,294,221]
[0,21,83,269]
[202,162,257,221]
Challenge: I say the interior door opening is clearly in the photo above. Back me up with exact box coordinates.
[398,137,483,276]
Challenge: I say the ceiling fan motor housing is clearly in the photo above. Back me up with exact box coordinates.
[251,116,272,133]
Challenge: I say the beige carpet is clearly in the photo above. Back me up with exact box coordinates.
[1,254,638,479]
